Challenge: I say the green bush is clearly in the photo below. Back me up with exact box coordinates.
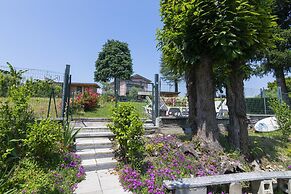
[0,167,16,194]
[108,104,145,170]
[0,85,34,170]
[0,64,85,193]
[9,155,85,194]
[25,79,62,98]
[74,88,100,111]
[270,100,291,142]
[9,158,54,193]
[25,120,63,162]
[0,63,24,97]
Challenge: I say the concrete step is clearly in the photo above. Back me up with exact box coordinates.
[76,126,111,132]
[75,137,112,149]
[72,117,152,123]
[81,157,117,172]
[76,131,115,138]
[72,120,155,128]
[96,157,117,170]
[76,125,157,131]
[76,148,114,160]
[81,159,98,172]
[76,129,155,138]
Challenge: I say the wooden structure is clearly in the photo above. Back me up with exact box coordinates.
[70,82,100,94]
[163,171,291,194]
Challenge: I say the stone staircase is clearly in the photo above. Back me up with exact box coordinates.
[73,119,156,193]
[73,119,156,172]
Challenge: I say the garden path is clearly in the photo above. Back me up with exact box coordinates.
[73,120,131,194]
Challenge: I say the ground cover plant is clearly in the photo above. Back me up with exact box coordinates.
[109,105,250,193]
[112,104,290,193]
[0,66,85,193]
[118,135,248,194]
[269,100,291,142]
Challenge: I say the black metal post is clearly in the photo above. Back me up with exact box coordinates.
[154,74,159,120]
[47,89,52,118]
[66,75,72,121]
[150,83,155,124]
[61,65,70,119]
[263,87,267,114]
[52,88,58,118]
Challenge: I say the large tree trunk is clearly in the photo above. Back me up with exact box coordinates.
[274,68,291,107]
[114,77,118,106]
[189,56,219,144]
[226,61,249,155]
[185,67,197,134]
[174,80,179,93]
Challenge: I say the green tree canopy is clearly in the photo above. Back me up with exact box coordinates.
[158,0,275,151]
[94,40,133,82]
[255,0,291,106]
[272,0,291,29]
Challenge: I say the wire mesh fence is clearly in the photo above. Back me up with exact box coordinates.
[0,65,65,119]
[244,87,275,115]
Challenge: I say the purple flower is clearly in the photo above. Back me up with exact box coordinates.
[71,183,78,191]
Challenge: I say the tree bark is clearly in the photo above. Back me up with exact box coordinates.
[226,61,249,155]
[274,68,291,107]
[174,80,179,93]
[114,77,118,106]
[185,67,197,134]
[194,57,219,143]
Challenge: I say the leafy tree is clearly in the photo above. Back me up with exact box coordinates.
[257,27,291,106]
[94,40,133,104]
[158,0,275,152]
[100,81,114,103]
[127,86,141,101]
[254,0,291,107]
[160,59,183,93]
[215,0,275,154]
[0,62,25,97]
[264,77,291,98]
[272,0,291,29]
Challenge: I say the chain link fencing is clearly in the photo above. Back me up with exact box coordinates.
[0,65,66,119]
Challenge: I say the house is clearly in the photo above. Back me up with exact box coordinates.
[70,82,100,94]
[114,74,152,96]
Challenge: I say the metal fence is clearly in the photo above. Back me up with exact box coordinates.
[0,65,70,119]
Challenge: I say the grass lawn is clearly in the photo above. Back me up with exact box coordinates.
[73,101,148,119]
[0,97,62,118]
[220,129,291,170]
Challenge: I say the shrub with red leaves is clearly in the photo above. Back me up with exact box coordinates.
[75,88,100,111]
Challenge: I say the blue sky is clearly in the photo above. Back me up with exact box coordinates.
[0,0,276,95]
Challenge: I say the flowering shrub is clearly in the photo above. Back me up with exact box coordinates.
[52,152,85,193]
[10,152,85,194]
[119,135,244,194]
[75,88,100,111]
